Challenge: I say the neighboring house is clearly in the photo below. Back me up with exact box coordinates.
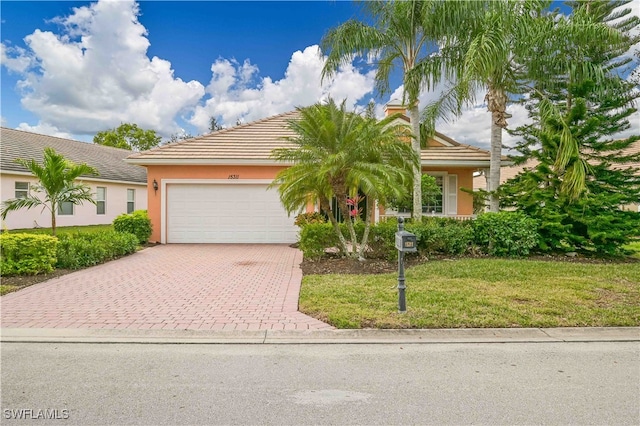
[126,103,503,244]
[473,140,640,212]
[1,127,148,230]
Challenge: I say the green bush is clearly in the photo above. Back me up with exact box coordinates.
[299,223,340,260]
[366,218,399,260]
[402,217,473,256]
[56,230,138,269]
[113,210,152,244]
[0,233,58,276]
[294,212,327,227]
[473,212,539,257]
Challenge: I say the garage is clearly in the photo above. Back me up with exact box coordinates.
[166,182,298,244]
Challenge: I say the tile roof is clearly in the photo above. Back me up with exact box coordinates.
[127,110,495,167]
[1,127,147,184]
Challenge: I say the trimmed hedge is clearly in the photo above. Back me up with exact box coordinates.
[113,210,152,244]
[56,230,138,269]
[473,212,539,257]
[0,233,59,276]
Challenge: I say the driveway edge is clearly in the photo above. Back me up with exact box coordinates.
[1,327,638,344]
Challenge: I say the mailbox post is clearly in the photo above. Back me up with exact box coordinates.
[395,217,417,313]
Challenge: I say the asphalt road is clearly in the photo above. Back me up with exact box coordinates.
[1,342,638,425]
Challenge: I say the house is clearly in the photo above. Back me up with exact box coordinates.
[1,127,148,230]
[473,140,640,212]
[126,103,500,244]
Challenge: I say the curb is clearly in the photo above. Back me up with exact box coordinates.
[1,327,638,344]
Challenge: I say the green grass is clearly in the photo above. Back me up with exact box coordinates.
[300,259,640,329]
[0,285,20,296]
[2,224,113,236]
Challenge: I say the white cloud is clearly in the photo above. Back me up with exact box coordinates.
[16,121,75,139]
[189,45,376,133]
[1,0,204,137]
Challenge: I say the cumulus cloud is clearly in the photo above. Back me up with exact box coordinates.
[189,45,376,132]
[16,121,75,139]
[1,0,204,137]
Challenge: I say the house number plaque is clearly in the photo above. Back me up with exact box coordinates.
[228,174,239,179]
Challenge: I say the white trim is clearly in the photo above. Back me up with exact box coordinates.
[432,134,455,147]
[1,170,146,186]
[125,158,291,166]
[160,179,276,244]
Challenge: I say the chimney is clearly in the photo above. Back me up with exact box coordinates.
[384,100,407,118]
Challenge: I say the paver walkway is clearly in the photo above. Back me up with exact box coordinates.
[1,245,333,331]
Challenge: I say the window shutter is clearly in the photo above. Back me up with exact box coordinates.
[447,175,458,215]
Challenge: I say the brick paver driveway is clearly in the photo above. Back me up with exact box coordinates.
[1,245,333,331]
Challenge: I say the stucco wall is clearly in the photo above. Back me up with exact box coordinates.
[1,173,147,230]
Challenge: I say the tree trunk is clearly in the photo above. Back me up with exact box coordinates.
[486,86,508,213]
[51,208,57,237]
[335,192,358,258]
[357,196,375,261]
[409,105,422,221]
[320,198,350,255]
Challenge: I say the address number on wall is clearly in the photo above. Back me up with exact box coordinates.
[228,174,239,179]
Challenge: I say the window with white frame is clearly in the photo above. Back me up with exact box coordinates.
[58,201,74,215]
[127,189,135,213]
[15,182,29,198]
[96,187,106,215]
[394,173,458,216]
[422,176,444,214]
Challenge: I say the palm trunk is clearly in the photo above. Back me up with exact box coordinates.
[320,198,350,255]
[51,208,57,237]
[357,196,375,261]
[336,192,358,258]
[488,116,502,212]
[409,105,422,221]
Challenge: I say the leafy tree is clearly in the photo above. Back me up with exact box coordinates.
[93,123,161,151]
[271,99,418,259]
[1,148,98,236]
[420,0,624,211]
[502,0,640,255]
[321,0,477,220]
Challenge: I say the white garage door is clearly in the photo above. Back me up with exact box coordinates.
[166,183,298,243]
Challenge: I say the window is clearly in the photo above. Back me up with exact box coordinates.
[127,189,135,213]
[422,176,444,214]
[58,201,74,215]
[15,182,29,198]
[96,187,106,215]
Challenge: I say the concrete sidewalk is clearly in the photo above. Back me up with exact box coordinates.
[2,327,638,344]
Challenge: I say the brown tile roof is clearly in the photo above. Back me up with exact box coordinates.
[473,140,640,190]
[1,127,147,183]
[127,110,496,167]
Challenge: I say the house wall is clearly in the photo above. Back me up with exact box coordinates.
[421,166,475,216]
[146,165,287,243]
[0,172,147,230]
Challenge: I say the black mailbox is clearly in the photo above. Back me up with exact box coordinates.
[395,230,417,252]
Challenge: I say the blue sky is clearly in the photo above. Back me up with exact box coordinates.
[1,1,637,148]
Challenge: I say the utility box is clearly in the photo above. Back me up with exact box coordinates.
[395,230,417,252]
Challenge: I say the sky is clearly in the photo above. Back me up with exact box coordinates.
[1,0,638,150]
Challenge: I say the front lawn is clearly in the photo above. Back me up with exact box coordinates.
[2,224,113,236]
[624,240,640,259]
[299,258,640,328]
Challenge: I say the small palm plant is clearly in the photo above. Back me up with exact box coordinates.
[1,148,98,236]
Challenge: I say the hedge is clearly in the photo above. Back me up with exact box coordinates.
[113,210,152,244]
[0,233,59,276]
[56,230,138,269]
[473,211,539,257]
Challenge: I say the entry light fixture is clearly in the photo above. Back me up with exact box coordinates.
[153,179,158,194]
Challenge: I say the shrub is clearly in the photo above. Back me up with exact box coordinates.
[299,223,340,260]
[113,210,152,244]
[473,212,539,257]
[294,212,327,227]
[366,218,399,260]
[56,230,138,269]
[0,233,58,276]
[406,217,473,256]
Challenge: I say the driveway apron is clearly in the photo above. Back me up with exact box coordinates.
[1,245,333,331]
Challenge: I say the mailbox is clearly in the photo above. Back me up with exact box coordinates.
[395,230,417,252]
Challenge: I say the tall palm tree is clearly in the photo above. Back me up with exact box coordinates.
[1,148,98,236]
[420,0,625,210]
[320,0,468,221]
[270,99,417,259]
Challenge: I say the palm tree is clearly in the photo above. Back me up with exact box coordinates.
[1,148,98,236]
[270,99,417,259]
[420,0,625,210]
[320,0,469,221]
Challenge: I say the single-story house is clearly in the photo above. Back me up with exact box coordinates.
[1,127,148,230]
[127,103,502,244]
[473,140,640,212]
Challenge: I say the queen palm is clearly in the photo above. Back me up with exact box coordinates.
[320,0,472,220]
[270,99,417,260]
[1,148,98,236]
[420,0,625,210]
